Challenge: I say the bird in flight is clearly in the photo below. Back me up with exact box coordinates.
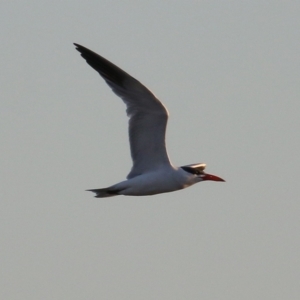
[74,43,225,197]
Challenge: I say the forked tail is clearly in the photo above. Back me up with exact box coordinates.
[86,187,120,198]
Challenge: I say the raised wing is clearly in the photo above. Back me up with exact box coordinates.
[74,43,172,178]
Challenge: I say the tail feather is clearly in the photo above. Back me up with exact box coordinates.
[86,187,120,198]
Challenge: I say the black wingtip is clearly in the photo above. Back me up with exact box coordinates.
[73,43,83,51]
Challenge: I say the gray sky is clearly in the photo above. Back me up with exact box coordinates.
[1,1,300,299]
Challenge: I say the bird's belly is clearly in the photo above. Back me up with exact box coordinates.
[115,172,185,196]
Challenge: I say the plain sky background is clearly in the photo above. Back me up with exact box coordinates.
[1,1,300,299]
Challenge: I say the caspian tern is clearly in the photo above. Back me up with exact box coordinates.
[74,43,225,197]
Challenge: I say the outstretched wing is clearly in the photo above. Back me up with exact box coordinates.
[74,44,172,178]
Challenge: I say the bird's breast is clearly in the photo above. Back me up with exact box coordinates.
[116,169,188,196]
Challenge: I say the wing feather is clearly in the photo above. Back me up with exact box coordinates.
[74,44,172,178]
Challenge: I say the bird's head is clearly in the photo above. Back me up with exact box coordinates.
[181,163,225,182]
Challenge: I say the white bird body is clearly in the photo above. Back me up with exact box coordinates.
[109,167,196,197]
[74,43,225,197]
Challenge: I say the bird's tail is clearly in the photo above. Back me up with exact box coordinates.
[86,187,120,198]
